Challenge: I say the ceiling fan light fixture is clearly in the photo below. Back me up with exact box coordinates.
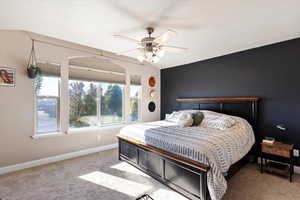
[145,51,153,59]
[114,27,187,64]
[156,49,165,58]
[151,55,160,63]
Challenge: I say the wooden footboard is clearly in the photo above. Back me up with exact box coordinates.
[117,135,211,200]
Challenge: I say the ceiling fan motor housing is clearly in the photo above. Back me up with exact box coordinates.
[146,27,154,35]
[141,37,158,52]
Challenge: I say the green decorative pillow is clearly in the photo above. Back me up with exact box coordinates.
[192,112,204,126]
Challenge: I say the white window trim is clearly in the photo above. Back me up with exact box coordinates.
[31,132,67,139]
[31,123,127,139]
[124,74,131,123]
[67,123,127,135]
[60,59,69,133]
[32,60,65,138]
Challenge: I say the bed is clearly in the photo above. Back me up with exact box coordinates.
[117,97,259,200]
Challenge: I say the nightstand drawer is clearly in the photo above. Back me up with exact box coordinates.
[262,145,290,158]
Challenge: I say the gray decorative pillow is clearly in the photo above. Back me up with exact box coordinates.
[192,112,204,126]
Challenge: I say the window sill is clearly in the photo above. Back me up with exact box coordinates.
[67,123,127,134]
[31,132,67,139]
[32,123,130,139]
[127,120,141,124]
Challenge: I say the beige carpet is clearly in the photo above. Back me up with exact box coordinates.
[0,149,299,200]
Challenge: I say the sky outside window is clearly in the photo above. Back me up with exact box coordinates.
[38,76,59,96]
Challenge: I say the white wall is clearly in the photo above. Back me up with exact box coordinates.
[0,30,160,167]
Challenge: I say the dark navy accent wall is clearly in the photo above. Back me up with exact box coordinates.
[161,38,300,165]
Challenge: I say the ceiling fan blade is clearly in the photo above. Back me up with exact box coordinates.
[116,48,143,55]
[113,35,141,44]
[153,30,177,44]
[160,45,188,53]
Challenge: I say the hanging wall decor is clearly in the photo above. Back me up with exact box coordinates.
[148,76,156,87]
[27,40,43,93]
[149,89,155,98]
[0,67,16,87]
[148,101,156,112]
[27,40,41,79]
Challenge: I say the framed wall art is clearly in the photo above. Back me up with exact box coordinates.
[0,67,16,87]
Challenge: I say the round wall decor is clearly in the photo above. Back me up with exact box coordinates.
[148,101,156,112]
[148,76,156,87]
[149,89,155,98]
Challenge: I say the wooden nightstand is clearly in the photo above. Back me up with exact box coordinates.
[260,142,294,182]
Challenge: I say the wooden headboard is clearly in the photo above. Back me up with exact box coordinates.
[176,97,259,127]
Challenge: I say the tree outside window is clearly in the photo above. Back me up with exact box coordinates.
[69,80,124,128]
[130,84,141,121]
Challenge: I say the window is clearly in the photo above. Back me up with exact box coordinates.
[130,75,141,121]
[68,58,126,129]
[36,76,60,133]
[69,80,124,128]
[34,57,131,136]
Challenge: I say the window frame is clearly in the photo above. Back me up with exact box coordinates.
[35,75,61,134]
[32,59,144,138]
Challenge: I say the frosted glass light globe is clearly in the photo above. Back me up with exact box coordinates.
[156,49,165,58]
[151,56,160,63]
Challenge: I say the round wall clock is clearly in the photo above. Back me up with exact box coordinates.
[148,101,156,112]
[148,76,156,87]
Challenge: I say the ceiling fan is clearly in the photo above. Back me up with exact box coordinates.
[114,27,188,63]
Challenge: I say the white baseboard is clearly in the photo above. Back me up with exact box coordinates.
[0,143,118,175]
[257,156,300,174]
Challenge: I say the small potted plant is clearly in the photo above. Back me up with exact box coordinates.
[27,40,43,92]
[27,64,41,79]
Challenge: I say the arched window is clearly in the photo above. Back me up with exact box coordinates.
[68,56,126,129]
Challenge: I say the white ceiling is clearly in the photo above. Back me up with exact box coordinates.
[1,0,300,68]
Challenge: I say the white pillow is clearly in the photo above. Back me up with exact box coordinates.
[166,111,193,127]
[165,111,181,123]
[166,110,199,121]
[176,112,194,127]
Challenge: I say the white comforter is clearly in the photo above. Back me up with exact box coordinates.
[119,116,255,200]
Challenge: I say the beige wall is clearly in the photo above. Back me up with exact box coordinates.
[0,30,160,167]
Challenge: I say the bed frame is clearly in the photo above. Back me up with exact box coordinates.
[117,97,259,200]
